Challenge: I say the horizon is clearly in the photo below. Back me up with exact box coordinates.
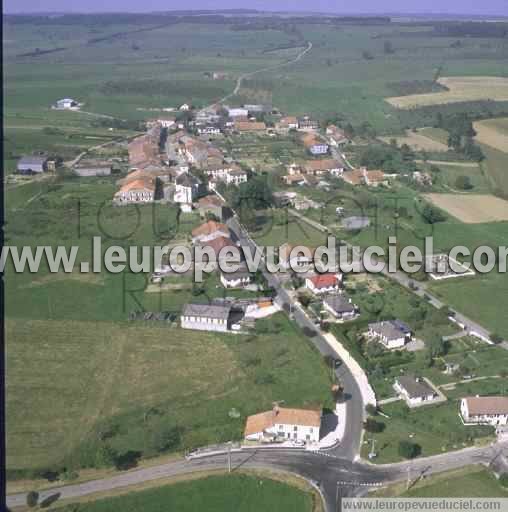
[4,1,508,17]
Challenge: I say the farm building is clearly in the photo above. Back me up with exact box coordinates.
[74,159,112,177]
[180,303,231,332]
[17,155,49,174]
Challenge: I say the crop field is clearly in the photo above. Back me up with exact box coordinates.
[474,117,508,152]
[6,314,331,472]
[386,77,508,109]
[378,129,449,152]
[58,474,315,512]
[423,193,508,223]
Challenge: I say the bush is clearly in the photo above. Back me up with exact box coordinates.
[364,418,385,433]
[365,404,378,416]
[26,491,39,508]
[398,440,421,459]
[500,473,508,488]
[490,333,504,344]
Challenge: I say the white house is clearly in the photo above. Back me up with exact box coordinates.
[368,320,412,349]
[227,107,249,118]
[305,273,342,295]
[180,303,231,332]
[323,294,358,322]
[220,268,251,288]
[244,406,321,444]
[278,243,315,270]
[54,98,79,110]
[17,155,49,174]
[174,173,201,205]
[394,376,439,407]
[460,396,508,426]
[179,103,190,111]
[114,179,155,204]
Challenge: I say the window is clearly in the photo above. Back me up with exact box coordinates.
[293,426,298,432]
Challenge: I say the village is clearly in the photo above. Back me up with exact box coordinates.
[12,96,508,454]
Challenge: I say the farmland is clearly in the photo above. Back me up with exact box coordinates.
[423,193,508,223]
[386,77,508,109]
[474,117,508,152]
[378,129,449,152]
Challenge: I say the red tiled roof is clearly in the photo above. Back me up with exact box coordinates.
[308,273,339,289]
[244,407,321,437]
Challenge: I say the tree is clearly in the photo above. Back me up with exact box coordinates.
[365,404,378,416]
[421,204,447,224]
[398,440,421,459]
[364,418,385,433]
[26,491,39,508]
[94,444,117,468]
[500,473,508,488]
[491,333,504,344]
[383,40,395,54]
[455,175,473,190]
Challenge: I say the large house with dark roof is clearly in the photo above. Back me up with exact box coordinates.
[394,376,439,407]
[368,320,412,349]
[323,294,358,322]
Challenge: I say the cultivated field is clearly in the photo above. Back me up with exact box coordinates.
[423,193,508,223]
[378,129,449,152]
[386,77,508,109]
[474,117,508,152]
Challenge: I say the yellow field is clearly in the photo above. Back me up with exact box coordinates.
[386,77,508,109]
[378,129,448,152]
[424,193,508,223]
[474,118,508,152]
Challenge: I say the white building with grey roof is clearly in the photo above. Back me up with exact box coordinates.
[323,294,358,322]
[368,320,412,349]
[180,303,231,332]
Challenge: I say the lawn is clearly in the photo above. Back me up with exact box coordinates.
[55,473,315,512]
[361,400,494,464]
[6,313,332,474]
[375,466,508,498]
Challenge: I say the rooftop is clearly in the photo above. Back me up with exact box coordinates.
[323,294,355,313]
[369,320,411,341]
[464,396,508,416]
[244,407,321,437]
[182,303,231,320]
[308,273,340,289]
[191,220,229,238]
[396,376,436,399]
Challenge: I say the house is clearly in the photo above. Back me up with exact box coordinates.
[326,125,350,146]
[362,168,387,187]
[226,167,248,186]
[302,159,342,176]
[244,406,321,444]
[174,173,201,206]
[17,155,49,174]
[179,103,190,111]
[201,236,237,260]
[220,267,251,288]
[283,174,305,186]
[342,169,364,186]
[323,294,358,321]
[413,171,433,187]
[146,116,176,129]
[275,116,298,133]
[234,121,266,133]
[394,376,439,407]
[180,303,231,332]
[368,320,412,349]
[197,125,221,136]
[302,133,329,156]
[272,191,296,208]
[227,107,249,118]
[305,273,342,295]
[460,397,508,427]
[54,98,79,110]
[244,104,268,114]
[197,195,227,220]
[128,126,163,168]
[114,179,155,204]
[298,116,319,132]
[73,159,112,177]
[205,164,247,188]
[191,220,230,243]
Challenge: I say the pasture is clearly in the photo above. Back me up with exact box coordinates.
[6,314,331,472]
[386,77,508,109]
[378,129,449,152]
[423,193,508,223]
[56,474,315,512]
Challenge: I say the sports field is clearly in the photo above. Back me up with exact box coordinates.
[386,77,508,109]
[423,193,508,223]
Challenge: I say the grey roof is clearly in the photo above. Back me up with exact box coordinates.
[176,173,200,186]
[182,303,231,320]
[323,294,355,314]
[396,376,437,399]
[18,156,48,166]
[369,320,410,341]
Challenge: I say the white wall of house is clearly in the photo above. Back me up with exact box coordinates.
[115,189,154,203]
[305,279,339,295]
[323,302,356,321]
[245,422,320,443]
[180,315,228,332]
[394,381,437,407]
[460,399,508,426]
[220,274,250,288]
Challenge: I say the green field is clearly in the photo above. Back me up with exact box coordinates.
[376,466,508,497]
[6,313,332,473]
[55,474,314,512]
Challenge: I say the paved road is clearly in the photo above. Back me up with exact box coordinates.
[8,442,508,511]
[199,42,312,114]
[227,216,365,461]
